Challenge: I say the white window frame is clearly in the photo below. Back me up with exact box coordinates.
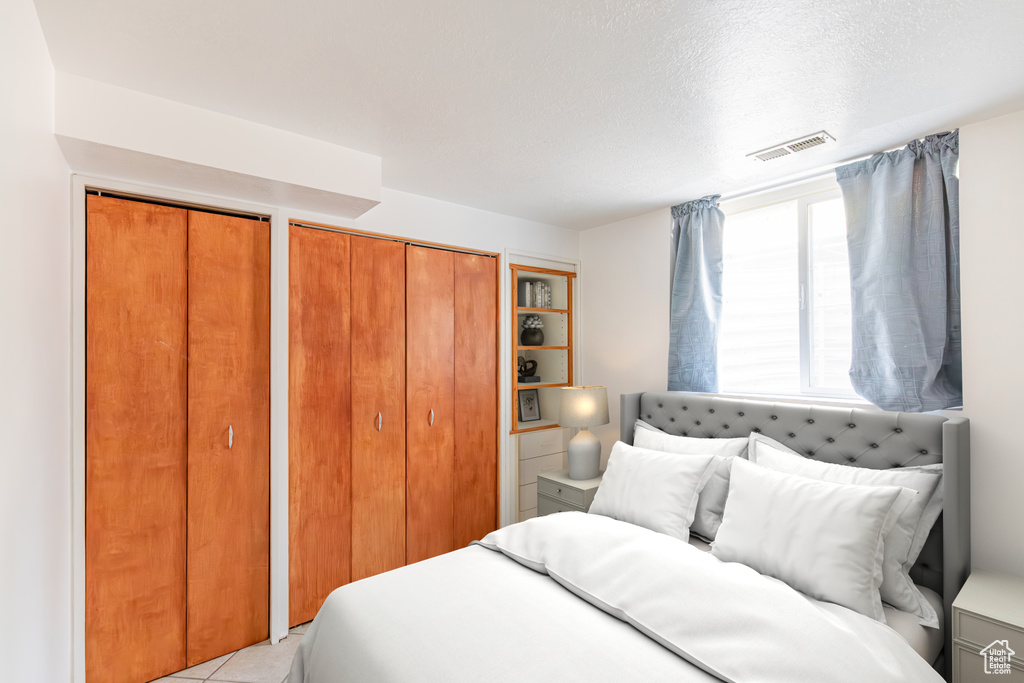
[797,187,859,399]
[720,177,862,403]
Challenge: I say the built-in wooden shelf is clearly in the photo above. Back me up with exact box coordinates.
[517,307,569,314]
[510,264,576,434]
[510,419,561,435]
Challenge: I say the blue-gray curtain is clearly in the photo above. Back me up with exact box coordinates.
[668,195,724,392]
[835,130,961,412]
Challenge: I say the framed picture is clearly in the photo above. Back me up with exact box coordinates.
[518,388,541,422]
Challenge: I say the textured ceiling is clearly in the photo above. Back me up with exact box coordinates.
[33,0,1024,229]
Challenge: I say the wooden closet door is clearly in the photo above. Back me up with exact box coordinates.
[351,236,407,580]
[406,245,456,564]
[453,253,498,547]
[288,226,352,626]
[187,211,271,665]
[86,195,188,683]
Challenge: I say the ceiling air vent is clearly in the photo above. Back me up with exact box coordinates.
[748,131,835,162]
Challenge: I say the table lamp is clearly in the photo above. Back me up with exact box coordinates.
[558,386,610,480]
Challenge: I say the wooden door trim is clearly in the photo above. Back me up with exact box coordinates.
[509,264,578,278]
[494,253,502,529]
[511,267,520,434]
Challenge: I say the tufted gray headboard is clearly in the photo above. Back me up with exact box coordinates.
[621,391,969,678]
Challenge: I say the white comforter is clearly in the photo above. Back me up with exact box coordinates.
[290,513,942,683]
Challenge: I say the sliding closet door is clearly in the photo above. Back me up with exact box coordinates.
[187,211,271,665]
[406,245,456,564]
[85,195,188,683]
[288,226,352,626]
[453,253,498,547]
[351,236,407,580]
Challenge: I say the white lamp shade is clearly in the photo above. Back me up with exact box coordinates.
[558,386,610,428]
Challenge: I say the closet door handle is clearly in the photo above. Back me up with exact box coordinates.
[377,412,382,432]
[228,425,233,449]
[429,409,434,427]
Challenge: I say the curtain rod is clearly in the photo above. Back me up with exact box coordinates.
[718,129,954,204]
[718,130,951,203]
[692,130,951,212]
[717,151,875,205]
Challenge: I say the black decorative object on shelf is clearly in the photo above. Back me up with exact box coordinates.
[520,314,544,346]
[521,328,544,346]
[518,356,540,383]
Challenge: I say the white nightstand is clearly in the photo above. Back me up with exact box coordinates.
[536,469,602,516]
[952,570,1024,682]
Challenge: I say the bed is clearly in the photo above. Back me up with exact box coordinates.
[289,391,970,683]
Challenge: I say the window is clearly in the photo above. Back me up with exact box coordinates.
[718,178,857,399]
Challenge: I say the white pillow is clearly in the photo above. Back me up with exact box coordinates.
[712,458,914,623]
[748,432,943,627]
[633,420,747,540]
[633,418,662,433]
[589,441,717,541]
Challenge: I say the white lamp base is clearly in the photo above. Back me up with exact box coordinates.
[567,427,601,480]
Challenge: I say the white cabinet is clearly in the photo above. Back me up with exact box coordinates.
[953,570,1024,682]
[517,428,568,521]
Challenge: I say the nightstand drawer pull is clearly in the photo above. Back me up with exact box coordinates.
[537,477,585,507]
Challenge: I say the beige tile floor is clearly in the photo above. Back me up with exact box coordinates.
[154,623,309,683]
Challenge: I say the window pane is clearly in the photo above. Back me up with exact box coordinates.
[808,198,854,392]
[719,201,800,395]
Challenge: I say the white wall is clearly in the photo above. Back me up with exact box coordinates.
[0,0,72,681]
[291,186,580,260]
[959,108,1024,578]
[579,208,671,463]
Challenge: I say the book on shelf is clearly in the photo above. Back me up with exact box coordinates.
[518,279,553,309]
[518,280,532,308]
